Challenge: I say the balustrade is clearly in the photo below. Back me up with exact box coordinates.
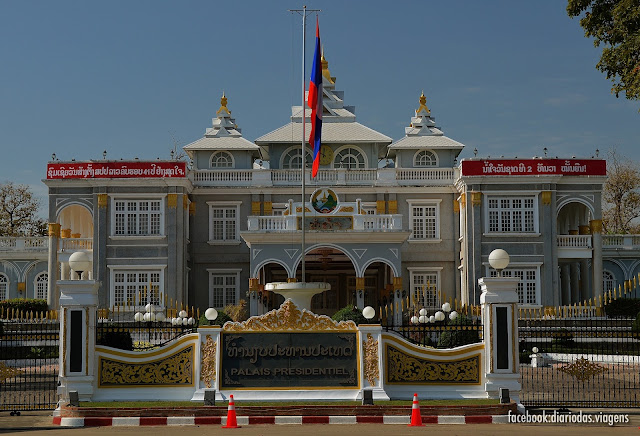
[0,237,48,250]
[556,234,592,248]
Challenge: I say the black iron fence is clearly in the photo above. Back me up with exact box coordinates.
[96,305,199,351]
[382,315,483,348]
[0,318,59,413]
[519,317,640,407]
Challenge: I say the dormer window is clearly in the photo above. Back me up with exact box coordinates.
[282,146,312,169]
[414,150,437,167]
[210,151,234,168]
[333,146,366,169]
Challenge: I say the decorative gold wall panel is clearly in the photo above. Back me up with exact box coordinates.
[200,337,217,388]
[541,191,552,205]
[558,357,608,382]
[388,200,398,214]
[167,194,178,209]
[363,334,379,387]
[48,223,61,237]
[98,345,194,387]
[385,344,480,384]
[97,194,108,209]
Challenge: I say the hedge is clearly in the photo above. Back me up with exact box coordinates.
[605,298,640,318]
[437,314,480,348]
[331,306,366,325]
[0,298,48,314]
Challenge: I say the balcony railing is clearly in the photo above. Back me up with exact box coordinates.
[247,214,403,232]
[603,234,640,249]
[60,238,93,251]
[191,167,456,187]
[0,237,48,251]
[557,235,592,249]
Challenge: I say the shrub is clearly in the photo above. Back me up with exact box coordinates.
[632,312,640,335]
[0,298,48,315]
[551,328,574,348]
[97,329,133,350]
[437,314,480,348]
[331,306,366,325]
[224,299,248,322]
[605,298,640,318]
[198,310,232,326]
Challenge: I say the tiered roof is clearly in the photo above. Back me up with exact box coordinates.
[255,53,391,145]
[183,94,260,157]
[388,92,464,151]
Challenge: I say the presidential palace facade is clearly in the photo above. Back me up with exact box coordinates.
[4,56,631,317]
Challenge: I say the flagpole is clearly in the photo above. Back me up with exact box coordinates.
[290,7,320,285]
[301,5,306,285]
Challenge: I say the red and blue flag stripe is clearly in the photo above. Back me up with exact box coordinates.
[308,18,323,178]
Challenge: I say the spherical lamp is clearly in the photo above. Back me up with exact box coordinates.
[489,249,510,276]
[410,316,419,324]
[205,308,218,325]
[435,311,445,322]
[68,251,92,280]
[134,312,143,322]
[362,306,376,320]
[449,311,459,321]
[178,310,188,318]
[429,315,436,323]
[442,302,451,313]
[418,315,427,324]
[419,308,428,317]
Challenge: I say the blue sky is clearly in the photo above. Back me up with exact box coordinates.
[1,1,638,214]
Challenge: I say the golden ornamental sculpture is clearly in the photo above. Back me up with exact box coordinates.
[558,357,608,382]
[216,92,230,115]
[223,299,357,332]
[417,91,431,114]
[0,362,23,383]
[200,336,217,388]
[98,345,194,387]
[363,333,379,387]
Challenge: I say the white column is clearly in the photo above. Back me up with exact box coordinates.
[478,277,521,403]
[57,280,100,405]
[357,324,390,401]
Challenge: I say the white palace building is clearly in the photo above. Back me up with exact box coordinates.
[2,54,632,317]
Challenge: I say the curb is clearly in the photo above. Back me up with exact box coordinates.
[52,415,509,427]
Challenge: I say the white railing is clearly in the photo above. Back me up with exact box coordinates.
[192,168,456,187]
[602,234,640,249]
[396,168,455,182]
[60,238,93,251]
[247,214,403,232]
[358,215,400,231]
[192,169,253,184]
[557,235,592,248]
[0,237,49,250]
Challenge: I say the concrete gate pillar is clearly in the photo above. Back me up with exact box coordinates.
[478,276,521,402]
[57,279,100,404]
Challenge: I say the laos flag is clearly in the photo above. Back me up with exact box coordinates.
[308,18,322,178]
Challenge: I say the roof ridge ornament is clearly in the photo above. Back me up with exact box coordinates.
[216,92,231,116]
[321,46,335,84]
[417,91,431,114]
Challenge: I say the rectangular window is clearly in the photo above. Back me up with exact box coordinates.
[410,271,440,309]
[209,270,240,309]
[113,199,163,236]
[208,202,241,243]
[112,270,162,307]
[486,196,537,233]
[408,200,440,240]
[489,268,538,305]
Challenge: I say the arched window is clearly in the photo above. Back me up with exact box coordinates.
[333,146,366,169]
[414,150,438,167]
[603,270,616,293]
[210,151,234,168]
[34,272,48,301]
[0,274,7,301]
[282,147,312,169]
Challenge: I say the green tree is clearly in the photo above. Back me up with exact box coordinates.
[0,182,46,237]
[567,0,640,106]
[602,149,640,233]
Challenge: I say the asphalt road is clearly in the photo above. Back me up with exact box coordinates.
[1,411,638,435]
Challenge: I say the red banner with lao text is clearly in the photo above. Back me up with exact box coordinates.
[461,159,606,177]
[46,162,187,179]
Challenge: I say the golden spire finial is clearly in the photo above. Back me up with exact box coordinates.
[417,91,430,114]
[321,46,334,84]
[217,91,230,115]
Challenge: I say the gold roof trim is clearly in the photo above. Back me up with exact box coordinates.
[216,92,231,115]
[223,299,357,332]
[417,91,430,114]
[321,47,335,84]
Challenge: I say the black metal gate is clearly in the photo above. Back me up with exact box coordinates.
[519,312,640,407]
[0,318,59,414]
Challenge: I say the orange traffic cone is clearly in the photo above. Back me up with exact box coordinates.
[222,394,240,428]
[408,393,424,427]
